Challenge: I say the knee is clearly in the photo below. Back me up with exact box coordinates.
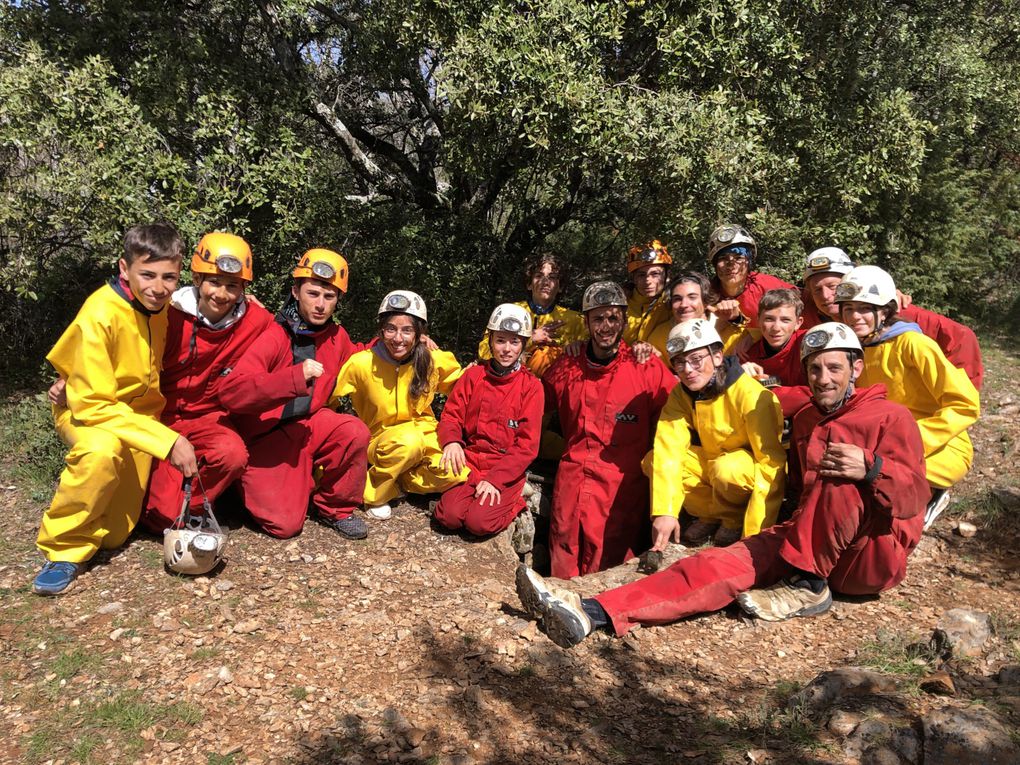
[210,430,249,474]
[708,451,751,491]
[70,429,126,470]
[261,518,304,539]
[432,498,463,530]
[463,511,508,537]
[374,427,425,464]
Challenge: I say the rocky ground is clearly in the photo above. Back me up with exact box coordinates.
[2,341,1019,765]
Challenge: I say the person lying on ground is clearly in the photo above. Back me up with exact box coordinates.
[434,304,543,541]
[515,322,928,648]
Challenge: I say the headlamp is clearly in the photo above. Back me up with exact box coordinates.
[499,317,522,333]
[714,225,738,244]
[807,255,834,272]
[311,261,337,280]
[835,282,861,301]
[214,255,243,274]
[593,289,615,306]
[666,337,687,357]
[387,293,412,310]
[804,329,832,350]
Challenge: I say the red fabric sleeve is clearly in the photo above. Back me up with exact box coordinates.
[860,409,928,520]
[218,326,310,414]
[900,305,983,390]
[437,369,472,447]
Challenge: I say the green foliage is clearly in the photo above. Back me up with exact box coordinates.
[0,393,65,501]
[2,0,1019,372]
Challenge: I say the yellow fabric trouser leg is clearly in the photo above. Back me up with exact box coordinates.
[36,410,152,564]
[365,421,467,505]
[925,431,973,489]
[682,448,754,530]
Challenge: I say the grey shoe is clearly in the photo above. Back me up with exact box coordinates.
[514,565,593,649]
[737,576,832,622]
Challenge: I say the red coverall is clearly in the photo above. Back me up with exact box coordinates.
[219,315,370,538]
[433,364,544,535]
[543,344,675,578]
[740,329,811,418]
[801,297,983,390]
[712,272,795,328]
[140,302,274,532]
[594,384,927,635]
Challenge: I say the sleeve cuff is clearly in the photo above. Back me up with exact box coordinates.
[862,452,883,484]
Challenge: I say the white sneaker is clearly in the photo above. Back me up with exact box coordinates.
[367,502,392,520]
[923,489,950,531]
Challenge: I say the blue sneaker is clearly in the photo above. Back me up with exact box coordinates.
[328,514,368,540]
[32,561,83,596]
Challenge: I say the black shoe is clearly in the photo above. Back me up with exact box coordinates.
[329,514,369,540]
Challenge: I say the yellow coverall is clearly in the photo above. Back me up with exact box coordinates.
[476,301,586,379]
[859,331,979,488]
[332,348,467,505]
[646,367,786,537]
[38,283,179,563]
[647,316,747,360]
[623,291,672,345]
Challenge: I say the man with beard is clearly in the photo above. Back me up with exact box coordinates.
[516,322,928,649]
[542,281,676,578]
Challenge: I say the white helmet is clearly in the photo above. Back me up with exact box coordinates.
[163,482,227,576]
[378,290,428,322]
[666,318,723,359]
[708,223,757,264]
[800,322,863,363]
[486,303,533,338]
[803,247,854,281]
[581,281,628,312]
[834,265,897,308]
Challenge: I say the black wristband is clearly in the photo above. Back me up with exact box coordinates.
[863,453,883,484]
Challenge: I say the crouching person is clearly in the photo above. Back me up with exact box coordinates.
[649,319,786,548]
[434,304,543,536]
[516,323,928,648]
[219,249,371,540]
[34,224,198,595]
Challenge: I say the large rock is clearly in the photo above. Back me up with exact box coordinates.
[922,706,1019,764]
[931,609,992,659]
[549,543,692,594]
[788,668,898,715]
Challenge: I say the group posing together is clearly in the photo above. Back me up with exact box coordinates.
[31,222,982,651]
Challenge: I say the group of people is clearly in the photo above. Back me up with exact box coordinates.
[31,221,982,658]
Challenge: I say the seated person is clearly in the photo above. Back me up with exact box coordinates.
[476,254,585,379]
[516,322,929,648]
[33,223,197,595]
[331,290,466,520]
[836,266,980,528]
[623,240,674,344]
[708,224,794,328]
[738,288,811,417]
[219,249,371,540]
[648,319,786,549]
[646,271,746,360]
[434,304,543,536]
[543,281,675,578]
[803,247,983,389]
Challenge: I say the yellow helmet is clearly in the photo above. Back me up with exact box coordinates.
[293,248,349,292]
[627,239,672,273]
[191,232,253,282]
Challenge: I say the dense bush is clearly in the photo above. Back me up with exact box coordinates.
[1,0,1018,386]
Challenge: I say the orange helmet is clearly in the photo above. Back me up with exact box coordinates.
[626,239,672,273]
[292,248,349,292]
[191,233,253,282]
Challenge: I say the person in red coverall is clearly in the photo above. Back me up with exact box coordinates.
[516,322,930,649]
[800,247,983,389]
[48,233,275,533]
[434,304,543,537]
[708,223,794,328]
[219,249,371,540]
[542,281,676,578]
[738,288,811,419]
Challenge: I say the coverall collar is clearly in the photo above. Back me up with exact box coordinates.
[276,295,333,338]
[109,276,160,316]
[172,285,248,331]
[864,320,923,347]
[685,354,743,401]
[487,358,522,378]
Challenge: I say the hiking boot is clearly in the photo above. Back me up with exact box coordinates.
[681,518,719,545]
[736,576,833,622]
[33,561,83,596]
[514,565,592,649]
[713,526,741,547]
[329,514,369,540]
[923,489,951,531]
[367,502,392,520]
[511,510,536,555]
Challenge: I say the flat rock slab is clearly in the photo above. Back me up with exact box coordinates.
[789,667,898,715]
[922,705,1019,764]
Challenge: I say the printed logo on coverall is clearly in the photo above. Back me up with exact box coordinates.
[507,419,520,429]
[615,413,639,424]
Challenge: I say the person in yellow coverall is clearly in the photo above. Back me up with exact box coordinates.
[623,240,674,344]
[33,223,199,595]
[645,318,786,549]
[476,254,585,379]
[836,265,980,530]
[332,290,468,520]
[646,271,748,360]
